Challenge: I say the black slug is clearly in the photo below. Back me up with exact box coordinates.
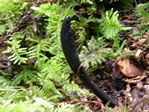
[60,17,116,107]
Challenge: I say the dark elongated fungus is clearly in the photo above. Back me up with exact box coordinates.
[60,17,116,107]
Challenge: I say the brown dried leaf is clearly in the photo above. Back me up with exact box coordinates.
[137,39,147,45]
[117,58,143,78]
[124,74,146,84]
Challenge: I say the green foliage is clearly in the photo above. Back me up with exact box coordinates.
[0,0,20,13]
[122,105,130,112]
[100,9,126,38]
[0,76,27,102]
[0,1,90,110]
[134,2,149,38]
[65,0,93,4]
[100,9,130,48]
[37,55,69,97]
[0,76,12,88]
[0,25,6,35]
[0,0,136,111]
[104,104,113,112]
[0,13,16,35]
[135,2,149,24]
[72,16,89,48]
[27,37,51,60]
[3,34,27,65]
[0,0,28,36]
[0,97,92,112]
[79,38,115,71]
[12,66,38,86]
[0,0,28,21]
[133,25,149,39]
[32,3,74,54]
[71,14,100,49]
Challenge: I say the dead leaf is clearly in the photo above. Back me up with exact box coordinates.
[124,74,146,84]
[117,58,143,78]
[137,39,147,45]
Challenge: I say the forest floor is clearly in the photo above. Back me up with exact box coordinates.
[0,1,148,112]
[79,9,149,112]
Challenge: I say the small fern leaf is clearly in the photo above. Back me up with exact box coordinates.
[79,38,113,71]
[3,39,27,65]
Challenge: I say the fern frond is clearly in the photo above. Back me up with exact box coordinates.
[63,82,81,92]
[0,25,6,35]
[100,9,129,39]
[135,3,149,23]
[0,13,18,32]
[32,3,74,54]
[72,16,89,48]
[12,66,38,86]
[0,76,12,88]
[39,54,69,84]
[100,9,130,48]
[28,37,54,61]
[0,0,17,13]
[0,97,92,112]
[0,0,27,13]
[79,38,114,71]
[3,37,27,65]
